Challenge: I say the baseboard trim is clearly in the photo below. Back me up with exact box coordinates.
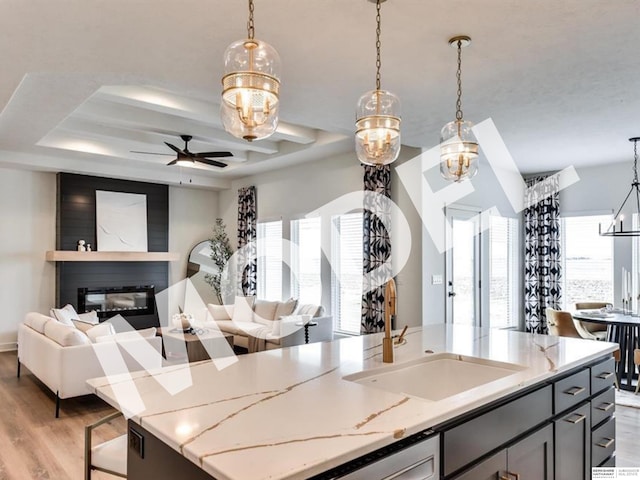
[0,342,17,352]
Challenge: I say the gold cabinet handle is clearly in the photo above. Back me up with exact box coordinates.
[506,472,520,480]
[596,437,615,449]
[596,371,614,380]
[596,402,614,412]
[565,413,586,424]
[564,386,586,396]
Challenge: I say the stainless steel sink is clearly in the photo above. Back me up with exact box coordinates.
[344,353,526,401]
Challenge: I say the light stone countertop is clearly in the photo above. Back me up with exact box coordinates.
[87,324,617,480]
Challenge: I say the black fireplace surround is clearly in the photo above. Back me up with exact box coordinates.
[78,285,156,319]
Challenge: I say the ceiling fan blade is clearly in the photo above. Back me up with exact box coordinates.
[164,142,185,155]
[166,158,179,166]
[130,150,175,156]
[193,151,234,158]
[195,158,228,168]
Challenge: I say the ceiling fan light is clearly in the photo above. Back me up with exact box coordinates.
[176,157,194,167]
[439,120,479,182]
[221,38,281,142]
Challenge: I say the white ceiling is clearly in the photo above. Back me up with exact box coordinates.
[0,0,638,189]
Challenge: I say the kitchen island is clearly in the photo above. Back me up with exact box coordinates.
[87,324,617,479]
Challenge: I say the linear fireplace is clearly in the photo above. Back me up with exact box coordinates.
[78,285,156,319]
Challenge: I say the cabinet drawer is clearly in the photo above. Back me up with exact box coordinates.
[591,387,615,429]
[554,368,590,414]
[592,415,615,467]
[591,357,616,394]
[442,385,552,477]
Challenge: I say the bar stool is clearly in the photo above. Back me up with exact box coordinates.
[85,411,127,479]
[635,348,640,394]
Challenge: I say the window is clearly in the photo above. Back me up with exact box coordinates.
[257,220,282,301]
[331,213,363,335]
[489,215,519,329]
[561,214,613,309]
[290,217,322,305]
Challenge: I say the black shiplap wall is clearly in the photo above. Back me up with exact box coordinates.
[56,173,169,329]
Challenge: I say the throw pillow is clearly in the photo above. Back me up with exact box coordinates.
[231,296,255,324]
[77,311,100,325]
[274,298,298,319]
[295,304,324,318]
[95,327,157,343]
[253,299,280,325]
[86,322,116,343]
[207,303,234,321]
[43,320,91,346]
[50,304,80,327]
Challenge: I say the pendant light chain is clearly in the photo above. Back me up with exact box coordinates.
[455,39,463,121]
[247,0,255,40]
[375,0,382,91]
[634,139,639,184]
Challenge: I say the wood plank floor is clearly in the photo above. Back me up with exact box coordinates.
[1,350,639,479]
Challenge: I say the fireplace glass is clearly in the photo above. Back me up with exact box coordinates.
[78,285,155,318]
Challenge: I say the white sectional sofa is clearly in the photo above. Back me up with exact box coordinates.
[207,297,333,352]
[18,311,162,417]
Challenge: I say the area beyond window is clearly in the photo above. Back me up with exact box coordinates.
[331,213,363,335]
[489,215,519,329]
[257,220,283,301]
[290,217,322,305]
[561,214,613,309]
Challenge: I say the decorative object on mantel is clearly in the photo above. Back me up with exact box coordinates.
[355,0,401,166]
[204,218,233,304]
[95,190,148,252]
[77,240,86,252]
[600,137,640,237]
[440,35,480,182]
[221,0,281,142]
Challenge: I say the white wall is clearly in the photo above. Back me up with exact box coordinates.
[219,147,425,328]
[0,168,56,350]
[168,186,220,305]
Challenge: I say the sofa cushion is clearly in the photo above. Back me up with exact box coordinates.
[231,296,255,323]
[86,322,116,343]
[44,320,91,346]
[253,300,280,325]
[50,304,80,327]
[274,298,298,319]
[216,320,243,335]
[24,312,52,333]
[207,303,234,321]
[77,310,100,325]
[95,327,157,343]
[295,304,324,317]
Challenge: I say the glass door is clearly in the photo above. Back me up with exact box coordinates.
[445,207,482,326]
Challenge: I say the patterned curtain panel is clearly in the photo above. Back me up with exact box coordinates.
[524,175,562,333]
[361,165,392,334]
[237,186,257,296]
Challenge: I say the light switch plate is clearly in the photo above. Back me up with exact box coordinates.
[432,274,443,285]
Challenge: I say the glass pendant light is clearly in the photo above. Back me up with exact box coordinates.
[221,0,281,142]
[355,0,401,166]
[440,36,479,182]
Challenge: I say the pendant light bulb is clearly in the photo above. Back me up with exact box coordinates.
[440,36,479,182]
[355,0,401,166]
[221,0,281,142]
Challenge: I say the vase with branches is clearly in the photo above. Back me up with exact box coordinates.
[204,218,233,304]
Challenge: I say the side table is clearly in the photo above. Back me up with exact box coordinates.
[158,327,234,363]
[294,321,318,344]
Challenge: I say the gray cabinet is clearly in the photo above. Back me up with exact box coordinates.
[554,402,591,480]
[453,424,554,480]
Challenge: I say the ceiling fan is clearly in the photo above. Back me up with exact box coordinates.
[131,135,232,168]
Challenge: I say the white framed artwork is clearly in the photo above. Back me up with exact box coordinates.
[96,190,148,252]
